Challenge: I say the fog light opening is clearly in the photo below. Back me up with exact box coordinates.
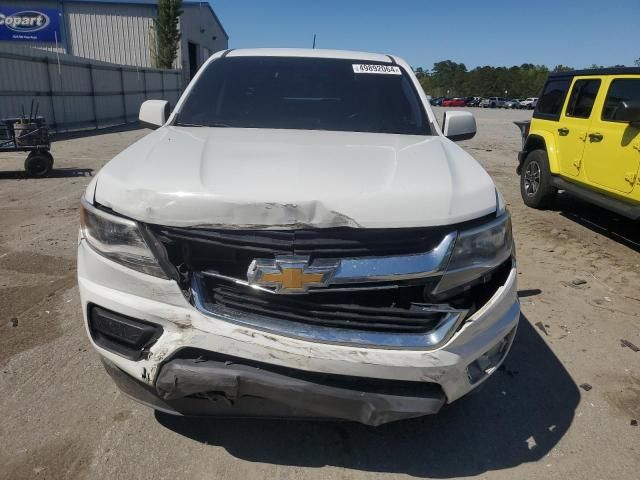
[467,327,516,384]
[88,305,163,361]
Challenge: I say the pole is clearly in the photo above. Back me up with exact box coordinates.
[44,57,58,130]
[120,67,127,123]
[312,34,316,49]
[88,63,99,129]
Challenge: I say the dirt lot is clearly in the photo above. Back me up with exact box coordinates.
[1,108,638,480]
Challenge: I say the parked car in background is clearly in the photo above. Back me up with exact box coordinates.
[442,98,466,107]
[79,48,519,426]
[480,97,506,108]
[466,97,482,107]
[516,67,640,220]
[519,97,538,109]
[431,97,445,106]
[505,99,521,109]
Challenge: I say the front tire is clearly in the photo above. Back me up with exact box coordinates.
[520,150,556,209]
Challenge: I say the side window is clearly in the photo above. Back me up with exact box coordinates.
[565,79,601,118]
[602,79,640,122]
[534,79,570,120]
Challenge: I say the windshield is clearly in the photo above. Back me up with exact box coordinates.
[176,56,431,135]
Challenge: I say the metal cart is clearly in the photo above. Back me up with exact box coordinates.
[0,116,54,177]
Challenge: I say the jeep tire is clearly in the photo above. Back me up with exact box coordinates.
[520,149,556,209]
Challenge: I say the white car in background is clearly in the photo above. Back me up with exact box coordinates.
[78,48,519,426]
[519,97,538,109]
[504,99,521,109]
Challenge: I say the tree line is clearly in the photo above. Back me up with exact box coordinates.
[415,60,632,99]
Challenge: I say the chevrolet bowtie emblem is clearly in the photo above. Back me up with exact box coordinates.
[247,256,338,293]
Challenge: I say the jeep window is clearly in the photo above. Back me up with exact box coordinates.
[534,79,570,120]
[602,78,640,122]
[565,79,601,118]
[176,56,431,135]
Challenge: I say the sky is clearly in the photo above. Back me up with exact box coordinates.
[205,0,639,70]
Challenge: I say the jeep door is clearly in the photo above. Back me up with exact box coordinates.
[555,77,602,178]
[532,77,571,174]
[582,76,640,194]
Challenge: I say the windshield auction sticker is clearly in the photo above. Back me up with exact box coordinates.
[352,64,401,75]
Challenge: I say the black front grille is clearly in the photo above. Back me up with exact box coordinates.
[150,224,469,279]
[200,278,445,333]
[153,225,451,257]
[145,223,488,335]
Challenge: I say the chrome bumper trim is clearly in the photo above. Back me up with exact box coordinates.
[331,232,457,284]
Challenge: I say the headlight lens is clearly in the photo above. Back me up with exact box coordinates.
[434,213,513,295]
[80,198,167,278]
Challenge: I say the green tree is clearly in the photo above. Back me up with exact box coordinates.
[151,0,183,69]
[552,64,574,72]
[430,60,467,97]
[416,61,550,99]
[635,58,640,67]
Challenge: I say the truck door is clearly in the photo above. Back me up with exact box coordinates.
[556,77,602,178]
[582,77,640,194]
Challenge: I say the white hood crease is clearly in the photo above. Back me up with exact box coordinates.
[93,127,497,229]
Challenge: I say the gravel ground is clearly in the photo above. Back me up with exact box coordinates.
[1,108,638,480]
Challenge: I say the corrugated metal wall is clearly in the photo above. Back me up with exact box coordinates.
[0,44,182,132]
[65,2,156,68]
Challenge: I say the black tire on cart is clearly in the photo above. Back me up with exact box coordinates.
[520,149,557,209]
[24,151,53,177]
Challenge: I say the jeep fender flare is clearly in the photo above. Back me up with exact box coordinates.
[519,131,560,175]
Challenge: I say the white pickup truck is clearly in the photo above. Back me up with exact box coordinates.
[78,48,519,426]
[480,97,507,108]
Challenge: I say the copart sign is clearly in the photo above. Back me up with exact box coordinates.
[0,7,61,42]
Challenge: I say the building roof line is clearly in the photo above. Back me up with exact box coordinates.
[186,2,229,40]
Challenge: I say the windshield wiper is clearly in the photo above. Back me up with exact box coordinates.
[178,122,234,128]
[176,122,208,127]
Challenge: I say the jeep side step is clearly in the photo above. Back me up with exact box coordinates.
[551,176,640,220]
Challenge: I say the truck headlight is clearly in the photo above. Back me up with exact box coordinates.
[434,213,513,295]
[80,198,167,278]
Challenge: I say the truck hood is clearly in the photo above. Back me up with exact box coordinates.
[92,127,497,229]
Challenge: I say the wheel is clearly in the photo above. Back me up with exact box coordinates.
[24,151,53,177]
[520,150,557,209]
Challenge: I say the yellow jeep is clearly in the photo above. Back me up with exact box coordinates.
[516,68,640,219]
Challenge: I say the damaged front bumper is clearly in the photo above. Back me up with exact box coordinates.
[103,354,447,426]
[78,239,520,426]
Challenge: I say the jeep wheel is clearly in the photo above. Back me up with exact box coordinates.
[520,150,556,209]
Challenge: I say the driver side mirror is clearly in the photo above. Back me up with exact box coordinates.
[139,100,170,129]
[442,111,477,141]
[617,100,640,124]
